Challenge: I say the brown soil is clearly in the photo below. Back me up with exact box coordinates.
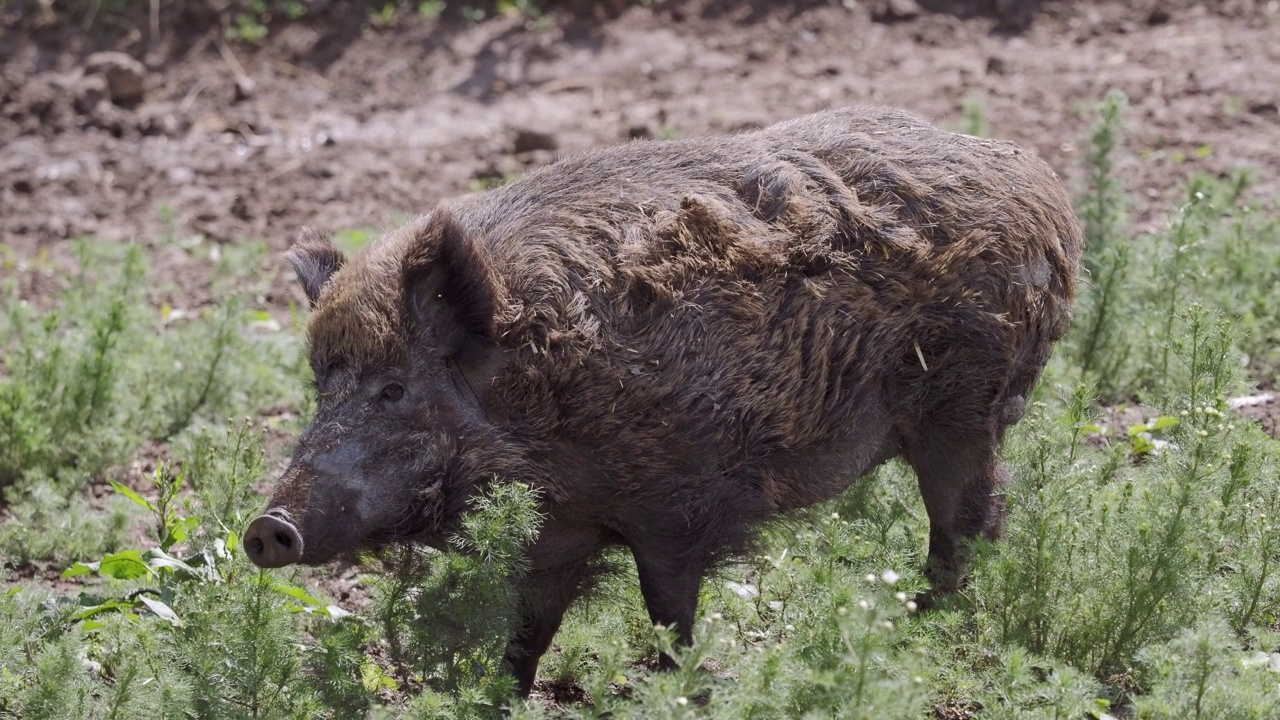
[6,0,1279,429]
[4,0,1279,264]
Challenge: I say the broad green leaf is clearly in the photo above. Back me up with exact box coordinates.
[109,480,156,512]
[361,660,399,692]
[224,531,240,554]
[1081,423,1104,435]
[146,548,202,577]
[138,596,182,626]
[72,598,135,621]
[1131,436,1155,455]
[1127,423,1150,437]
[1151,416,1180,431]
[80,620,105,632]
[271,582,324,607]
[99,550,154,580]
[61,562,99,579]
[161,516,198,551]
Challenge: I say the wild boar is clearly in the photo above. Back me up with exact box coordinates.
[244,106,1083,695]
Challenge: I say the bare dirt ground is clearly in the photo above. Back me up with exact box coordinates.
[4,0,1279,271]
[2,0,1279,422]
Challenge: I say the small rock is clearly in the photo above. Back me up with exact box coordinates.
[12,178,33,194]
[1147,7,1171,25]
[137,102,187,137]
[231,195,251,220]
[234,76,256,103]
[1248,101,1278,118]
[986,56,1008,76]
[871,0,921,22]
[725,581,759,600]
[73,74,108,114]
[1242,651,1280,673]
[512,128,558,155]
[993,0,1039,31]
[84,51,146,108]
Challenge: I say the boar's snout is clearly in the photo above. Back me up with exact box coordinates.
[244,509,304,568]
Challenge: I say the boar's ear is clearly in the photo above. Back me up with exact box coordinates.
[286,228,345,308]
[402,211,497,358]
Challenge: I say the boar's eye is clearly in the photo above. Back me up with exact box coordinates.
[380,383,405,402]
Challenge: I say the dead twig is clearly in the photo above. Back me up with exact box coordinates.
[271,59,331,89]
[266,158,306,183]
[215,33,254,91]
[150,0,160,48]
[178,81,207,115]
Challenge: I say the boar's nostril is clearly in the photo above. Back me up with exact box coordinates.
[244,513,304,568]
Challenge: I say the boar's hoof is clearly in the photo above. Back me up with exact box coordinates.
[244,510,304,568]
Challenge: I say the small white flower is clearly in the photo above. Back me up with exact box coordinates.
[882,569,900,585]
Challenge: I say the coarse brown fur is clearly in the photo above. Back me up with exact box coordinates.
[251,106,1083,696]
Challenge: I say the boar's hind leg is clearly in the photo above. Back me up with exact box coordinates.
[904,431,1008,602]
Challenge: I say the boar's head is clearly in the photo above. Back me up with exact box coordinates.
[245,212,503,568]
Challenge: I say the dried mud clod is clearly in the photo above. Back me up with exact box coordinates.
[84,51,147,108]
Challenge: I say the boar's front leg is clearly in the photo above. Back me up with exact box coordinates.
[628,539,708,669]
[904,430,1008,603]
[505,568,587,696]
[505,521,617,696]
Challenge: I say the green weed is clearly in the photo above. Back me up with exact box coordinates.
[1068,93,1280,399]
[373,482,542,710]
[0,241,304,564]
[961,96,990,137]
